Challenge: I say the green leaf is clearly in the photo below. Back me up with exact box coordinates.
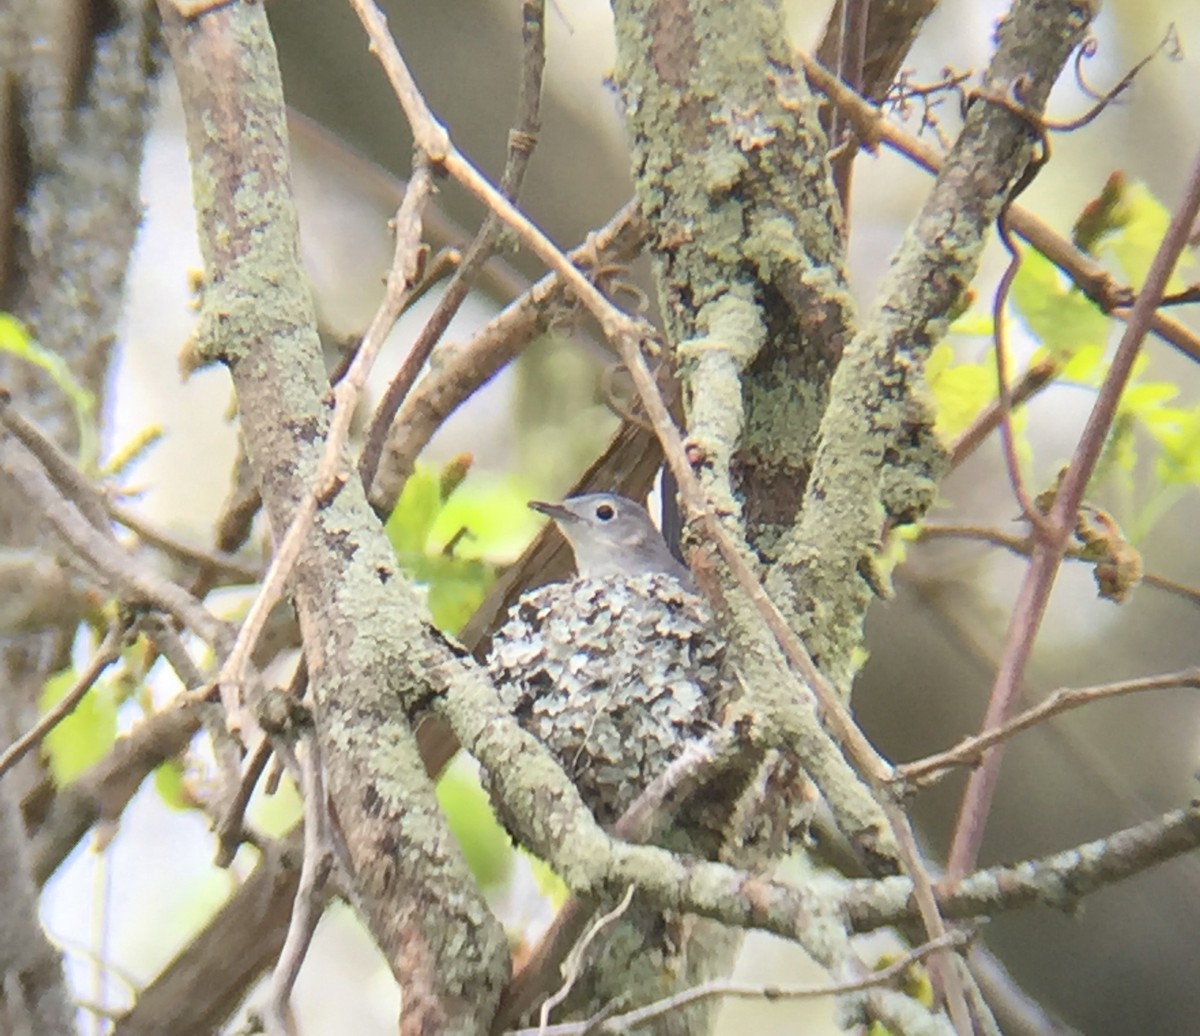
[39,669,119,785]
[385,467,443,557]
[1153,404,1200,486]
[1101,181,1196,291]
[524,851,570,908]
[1119,381,1178,418]
[1057,342,1106,386]
[154,757,192,811]
[436,759,513,889]
[426,557,494,635]
[926,343,994,442]
[249,771,304,838]
[0,313,98,468]
[1011,249,1110,360]
[948,310,993,337]
[430,477,543,563]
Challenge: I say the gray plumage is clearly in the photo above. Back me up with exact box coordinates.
[486,494,723,822]
[528,493,693,586]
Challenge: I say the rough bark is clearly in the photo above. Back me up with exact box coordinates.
[0,1,158,1030]
[156,3,510,1031]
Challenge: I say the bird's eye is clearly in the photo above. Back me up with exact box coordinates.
[595,503,616,521]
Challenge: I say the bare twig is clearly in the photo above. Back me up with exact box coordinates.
[214,160,438,730]
[900,668,1200,787]
[28,697,209,885]
[0,388,109,530]
[494,734,738,1029]
[829,0,869,215]
[108,502,262,585]
[917,521,1200,607]
[0,431,231,652]
[111,833,303,1036]
[359,0,547,490]
[948,356,1059,470]
[512,930,969,1036]
[265,730,334,1035]
[847,798,1200,931]
[798,52,1200,366]
[536,885,635,1033]
[367,201,647,516]
[991,209,1055,538]
[214,736,272,868]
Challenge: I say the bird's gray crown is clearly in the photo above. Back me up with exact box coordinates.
[529,492,692,584]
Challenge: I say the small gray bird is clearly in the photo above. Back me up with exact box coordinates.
[490,494,749,1029]
[528,492,693,586]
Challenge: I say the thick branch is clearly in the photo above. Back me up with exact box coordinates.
[612,0,855,547]
[155,3,510,1031]
[768,0,1095,691]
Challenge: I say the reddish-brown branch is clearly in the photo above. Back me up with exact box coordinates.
[799,52,1200,366]
[946,146,1200,880]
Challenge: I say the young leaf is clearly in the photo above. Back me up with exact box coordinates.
[0,313,98,467]
[436,760,513,889]
[1011,248,1110,360]
[39,669,119,786]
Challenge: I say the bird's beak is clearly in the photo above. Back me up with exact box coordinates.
[528,500,578,524]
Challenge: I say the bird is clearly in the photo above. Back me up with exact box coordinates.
[486,492,720,824]
[485,496,764,1031]
[527,492,694,586]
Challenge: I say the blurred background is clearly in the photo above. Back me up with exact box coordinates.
[40,0,1200,1032]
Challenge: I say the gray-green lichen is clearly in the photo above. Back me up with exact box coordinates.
[765,0,1095,692]
[612,0,856,559]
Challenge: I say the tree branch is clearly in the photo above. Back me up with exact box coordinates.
[947,137,1200,879]
[769,0,1094,692]
[155,2,510,1030]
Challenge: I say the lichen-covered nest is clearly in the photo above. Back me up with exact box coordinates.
[488,573,732,824]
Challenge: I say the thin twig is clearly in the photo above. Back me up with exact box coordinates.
[265,729,334,1035]
[946,144,1200,881]
[846,798,1200,931]
[367,200,647,516]
[215,660,309,866]
[512,931,968,1036]
[108,502,262,585]
[829,0,869,216]
[139,614,207,689]
[1,432,231,651]
[900,668,1200,787]
[0,621,128,778]
[214,161,438,730]
[536,884,635,1033]
[494,735,738,1029]
[917,521,1200,607]
[359,0,547,489]
[214,736,272,868]
[948,356,1058,470]
[798,52,1200,366]
[347,0,645,348]
[991,217,1054,537]
[0,389,110,530]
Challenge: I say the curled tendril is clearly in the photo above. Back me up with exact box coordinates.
[1072,36,1105,101]
[1060,24,1183,132]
